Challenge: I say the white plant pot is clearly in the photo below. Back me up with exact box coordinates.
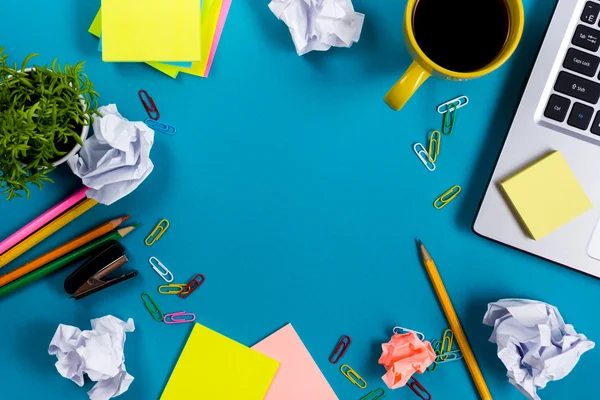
[16,68,89,167]
[52,123,89,167]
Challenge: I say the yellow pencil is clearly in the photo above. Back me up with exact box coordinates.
[417,240,492,400]
[0,198,98,268]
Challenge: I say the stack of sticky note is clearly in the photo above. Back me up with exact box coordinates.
[89,0,232,79]
[501,151,592,240]
[161,323,339,399]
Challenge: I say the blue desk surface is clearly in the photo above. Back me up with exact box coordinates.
[1,1,597,399]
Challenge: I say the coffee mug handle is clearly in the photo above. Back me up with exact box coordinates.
[384,61,431,111]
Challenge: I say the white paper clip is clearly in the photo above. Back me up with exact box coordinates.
[149,256,174,283]
[393,326,425,341]
[437,95,469,114]
[435,350,463,364]
[413,143,436,171]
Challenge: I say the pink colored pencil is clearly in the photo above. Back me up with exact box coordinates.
[0,187,88,256]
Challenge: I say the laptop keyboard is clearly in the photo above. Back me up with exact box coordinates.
[544,1,600,134]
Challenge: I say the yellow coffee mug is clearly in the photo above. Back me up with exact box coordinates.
[384,0,524,111]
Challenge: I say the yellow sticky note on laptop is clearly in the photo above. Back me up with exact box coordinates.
[101,0,201,62]
[161,323,280,400]
[501,151,592,240]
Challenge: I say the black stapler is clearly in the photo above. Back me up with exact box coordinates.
[64,242,138,300]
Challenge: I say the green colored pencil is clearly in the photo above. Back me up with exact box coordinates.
[0,224,138,298]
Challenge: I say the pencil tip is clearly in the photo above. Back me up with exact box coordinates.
[122,215,131,221]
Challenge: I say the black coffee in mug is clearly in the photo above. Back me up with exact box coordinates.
[413,0,511,73]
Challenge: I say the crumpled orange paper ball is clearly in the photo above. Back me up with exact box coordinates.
[378,331,436,389]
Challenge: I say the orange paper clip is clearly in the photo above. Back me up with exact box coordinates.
[329,335,351,364]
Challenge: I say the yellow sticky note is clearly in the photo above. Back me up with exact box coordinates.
[88,9,180,79]
[88,9,102,36]
[501,151,592,240]
[101,0,201,62]
[178,0,223,78]
[160,323,280,400]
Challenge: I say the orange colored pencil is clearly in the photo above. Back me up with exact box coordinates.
[0,215,130,287]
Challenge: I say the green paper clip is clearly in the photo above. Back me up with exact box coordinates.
[438,95,468,136]
[361,388,386,400]
[428,350,441,372]
[442,102,458,135]
[427,339,442,372]
[141,292,164,322]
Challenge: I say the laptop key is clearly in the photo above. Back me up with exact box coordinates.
[554,71,600,104]
[581,1,600,25]
[567,102,594,130]
[572,25,600,52]
[591,111,600,135]
[563,48,600,77]
[544,94,571,122]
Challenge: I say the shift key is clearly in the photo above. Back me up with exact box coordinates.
[554,71,600,104]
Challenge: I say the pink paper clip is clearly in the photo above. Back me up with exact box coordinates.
[178,273,205,299]
[164,312,196,324]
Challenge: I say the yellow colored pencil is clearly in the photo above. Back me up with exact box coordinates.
[417,240,492,400]
[0,198,98,268]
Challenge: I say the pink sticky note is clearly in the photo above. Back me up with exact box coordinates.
[253,324,339,400]
[204,0,232,77]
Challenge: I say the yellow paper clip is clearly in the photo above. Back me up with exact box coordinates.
[427,130,441,163]
[145,219,170,246]
[439,329,454,360]
[158,284,191,295]
[434,185,461,209]
[340,364,367,389]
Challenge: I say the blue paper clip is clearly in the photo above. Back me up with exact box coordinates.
[413,143,436,171]
[361,388,386,400]
[145,118,177,135]
[393,326,425,341]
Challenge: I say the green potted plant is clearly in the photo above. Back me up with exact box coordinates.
[0,47,99,200]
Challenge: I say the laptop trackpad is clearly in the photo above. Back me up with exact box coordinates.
[587,216,600,261]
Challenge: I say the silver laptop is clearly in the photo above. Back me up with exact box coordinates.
[474,0,600,278]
